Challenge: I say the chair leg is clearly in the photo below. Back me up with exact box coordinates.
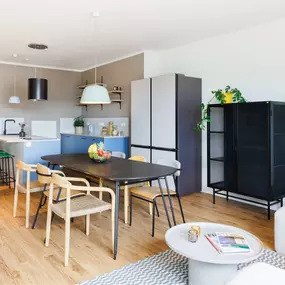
[86,214,90,236]
[99,178,103,200]
[45,209,52,247]
[124,186,129,224]
[26,191,30,228]
[64,217,71,267]
[13,170,19,217]
[129,193,133,226]
[155,201,160,217]
[176,193,185,223]
[152,201,155,237]
[149,203,153,216]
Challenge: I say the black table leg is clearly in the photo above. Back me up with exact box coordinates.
[164,176,176,226]
[114,181,120,260]
[158,178,171,228]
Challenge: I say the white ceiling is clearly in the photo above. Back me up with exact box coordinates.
[0,0,284,71]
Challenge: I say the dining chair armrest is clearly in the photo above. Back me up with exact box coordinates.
[70,185,114,196]
[51,170,65,177]
[65,177,90,187]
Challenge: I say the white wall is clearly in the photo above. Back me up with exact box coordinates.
[144,18,285,195]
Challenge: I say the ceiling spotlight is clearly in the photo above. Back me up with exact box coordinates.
[25,58,29,61]
[13,54,18,58]
[28,43,48,50]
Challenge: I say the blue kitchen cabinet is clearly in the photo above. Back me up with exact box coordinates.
[61,135,77,154]
[61,134,128,156]
[104,137,129,157]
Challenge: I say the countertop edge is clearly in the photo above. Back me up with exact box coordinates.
[60,133,129,138]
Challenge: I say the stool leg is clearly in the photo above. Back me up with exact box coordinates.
[11,157,15,189]
[152,201,155,237]
[7,157,11,188]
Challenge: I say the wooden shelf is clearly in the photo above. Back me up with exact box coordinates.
[109,90,124,94]
[77,83,107,89]
[111,99,124,103]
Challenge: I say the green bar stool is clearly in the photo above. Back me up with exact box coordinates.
[0,150,15,188]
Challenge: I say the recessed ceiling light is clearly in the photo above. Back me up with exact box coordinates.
[13,54,18,58]
[92,11,100,17]
[25,58,29,61]
[28,43,48,50]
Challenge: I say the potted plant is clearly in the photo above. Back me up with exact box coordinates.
[196,86,246,131]
[74,116,84,135]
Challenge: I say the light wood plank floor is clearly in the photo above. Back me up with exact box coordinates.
[0,186,274,285]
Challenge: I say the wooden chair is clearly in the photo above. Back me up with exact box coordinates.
[32,164,83,229]
[111,151,126,159]
[13,161,46,228]
[45,173,115,266]
[129,159,185,237]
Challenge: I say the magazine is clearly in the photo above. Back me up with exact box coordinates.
[216,232,251,253]
[205,232,251,254]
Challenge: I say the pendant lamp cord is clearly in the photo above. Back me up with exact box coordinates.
[14,65,16,97]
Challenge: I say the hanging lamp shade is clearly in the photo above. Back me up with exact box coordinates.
[80,85,111,104]
[8,96,21,104]
[28,78,48,101]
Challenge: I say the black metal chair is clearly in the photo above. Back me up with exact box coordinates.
[129,159,185,237]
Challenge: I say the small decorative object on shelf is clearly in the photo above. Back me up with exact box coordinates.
[18,123,26,138]
[88,142,111,163]
[196,86,246,131]
[73,116,84,135]
[113,85,119,91]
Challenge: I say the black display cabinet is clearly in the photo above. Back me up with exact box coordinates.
[207,101,285,219]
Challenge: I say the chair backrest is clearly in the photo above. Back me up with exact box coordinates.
[112,151,126,159]
[157,158,181,177]
[156,159,181,191]
[16,160,32,172]
[36,164,52,184]
[129,156,146,162]
[51,173,71,189]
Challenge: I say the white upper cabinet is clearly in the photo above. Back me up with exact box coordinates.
[131,78,151,146]
[152,74,176,149]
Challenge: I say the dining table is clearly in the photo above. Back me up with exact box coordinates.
[41,153,178,260]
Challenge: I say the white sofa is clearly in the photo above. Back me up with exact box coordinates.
[226,262,285,285]
[228,206,285,284]
[275,205,285,255]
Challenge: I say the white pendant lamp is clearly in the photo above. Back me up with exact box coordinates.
[80,84,111,104]
[80,13,110,105]
[9,65,20,104]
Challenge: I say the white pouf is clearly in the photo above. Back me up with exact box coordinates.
[226,262,285,285]
[275,206,285,256]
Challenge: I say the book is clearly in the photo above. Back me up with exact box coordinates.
[215,232,251,253]
[205,234,221,254]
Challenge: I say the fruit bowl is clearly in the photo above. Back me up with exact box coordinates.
[88,150,111,163]
[88,142,111,163]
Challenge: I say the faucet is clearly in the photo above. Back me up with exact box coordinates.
[3,119,16,135]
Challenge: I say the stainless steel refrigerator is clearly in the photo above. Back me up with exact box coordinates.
[131,73,201,196]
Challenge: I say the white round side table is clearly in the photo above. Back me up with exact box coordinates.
[165,222,263,285]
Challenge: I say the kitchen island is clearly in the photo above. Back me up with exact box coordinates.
[0,135,60,182]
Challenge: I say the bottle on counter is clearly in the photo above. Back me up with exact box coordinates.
[108,121,113,136]
[101,127,108,136]
[112,125,118,136]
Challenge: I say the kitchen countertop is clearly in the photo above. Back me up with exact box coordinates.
[60,133,129,138]
[0,135,60,143]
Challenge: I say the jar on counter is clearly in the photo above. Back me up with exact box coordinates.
[101,126,108,136]
[112,125,118,136]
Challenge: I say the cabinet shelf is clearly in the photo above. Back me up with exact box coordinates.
[109,90,124,94]
[210,157,224,162]
[209,131,224,134]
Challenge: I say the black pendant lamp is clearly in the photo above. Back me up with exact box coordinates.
[28,78,48,101]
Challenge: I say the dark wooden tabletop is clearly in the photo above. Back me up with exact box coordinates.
[41,154,177,182]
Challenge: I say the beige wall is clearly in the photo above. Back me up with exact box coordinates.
[0,64,82,136]
[81,53,144,118]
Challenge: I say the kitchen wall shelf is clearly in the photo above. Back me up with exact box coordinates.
[77,83,107,89]
[109,90,124,94]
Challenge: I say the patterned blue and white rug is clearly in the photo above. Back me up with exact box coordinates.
[79,249,285,285]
